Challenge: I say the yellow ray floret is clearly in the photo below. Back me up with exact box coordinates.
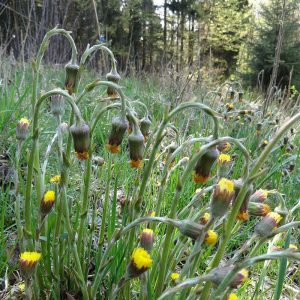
[131,247,153,270]
[20,252,41,263]
[218,154,231,164]
[267,212,282,224]
[43,191,55,203]
[142,228,153,234]
[19,118,29,125]
[227,293,238,300]
[205,230,218,246]
[218,178,234,193]
[171,272,180,280]
[50,175,61,184]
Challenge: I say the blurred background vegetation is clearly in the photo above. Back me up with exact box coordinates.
[1,0,300,90]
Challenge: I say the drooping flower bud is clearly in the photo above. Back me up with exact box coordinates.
[204,230,218,246]
[140,229,154,252]
[193,147,219,184]
[140,116,152,140]
[40,190,55,216]
[19,252,41,277]
[178,219,204,240]
[233,179,253,221]
[210,178,234,217]
[64,62,80,95]
[217,141,231,153]
[249,189,269,203]
[199,212,211,225]
[70,123,90,160]
[126,247,152,279]
[254,212,282,238]
[128,127,145,168]
[209,266,248,288]
[107,116,128,154]
[106,69,121,98]
[217,154,232,177]
[16,118,30,140]
[50,95,65,117]
[248,202,270,217]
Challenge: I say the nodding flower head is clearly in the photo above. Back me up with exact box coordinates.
[50,95,65,116]
[106,69,121,97]
[140,116,152,140]
[193,147,219,184]
[16,118,30,140]
[210,266,248,288]
[128,127,145,169]
[248,202,271,217]
[178,219,204,240]
[250,189,269,203]
[140,229,154,252]
[40,190,55,216]
[70,123,90,160]
[64,62,80,95]
[254,212,282,238]
[126,247,153,278]
[107,116,128,154]
[210,178,235,217]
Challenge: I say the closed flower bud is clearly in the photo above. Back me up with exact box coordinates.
[140,229,154,252]
[126,247,152,279]
[128,127,145,168]
[64,62,80,95]
[193,147,219,184]
[178,219,204,240]
[238,92,243,102]
[199,212,211,225]
[140,116,152,140]
[70,123,90,160]
[16,118,30,140]
[254,212,282,238]
[204,230,218,246]
[106,69,121,97]
[233,179,253,221]
[209,266,248,288]
[210,178,234,217]
[107,116,128,154]
[217,141,231,153]
[50,95,65,116]
[249,189,269,203]
[19,252,41,277]
[248,202,270,217]
[40,190,55,215]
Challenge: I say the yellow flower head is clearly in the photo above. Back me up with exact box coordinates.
[205,230,218,246]
[50,175,61,184]
[43,190,55,203]
[18,283,25,292]
[218,154,231,165]
[218,178,234,193]
[223,142,231,152]
[171,272,180,280]
[289,244,298,251]
[227,293,238,300]
[263,140,269,145]
[20,252,41,273]
[19,118,29,126]
[142,228,153,235]
[267,212,282,225]
[239,268,249,282]
[150,211,156,217]
[131,247,153,270]
[261,189,269,198]
[200,212,211,224]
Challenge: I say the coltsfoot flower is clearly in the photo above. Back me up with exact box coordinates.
[50,175,61,184]
[40,190,55,215]
[204,230,218,246]
[171,272,180,281]
[218,141,231,153]
[250,189,269,203]
[193,147,219,184]
[140,116,152,140]
[64,62,80,95]
[254,212,282,238]
[218,154,231,164]
[210,178,234,217]
[126,248,152,278]
[50,95,64,116]
[178,219,204,240]
[16,118,30,140]
[248,202,270,217]
[70,123,90,160]
[20,252,41,276]
[210,266,248,288]
[128,127,145,169]
[106,69,121,97]
[141,229,154,252]
[107,116,128,154]
[200,212,211,225]
[227,292,238,300]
